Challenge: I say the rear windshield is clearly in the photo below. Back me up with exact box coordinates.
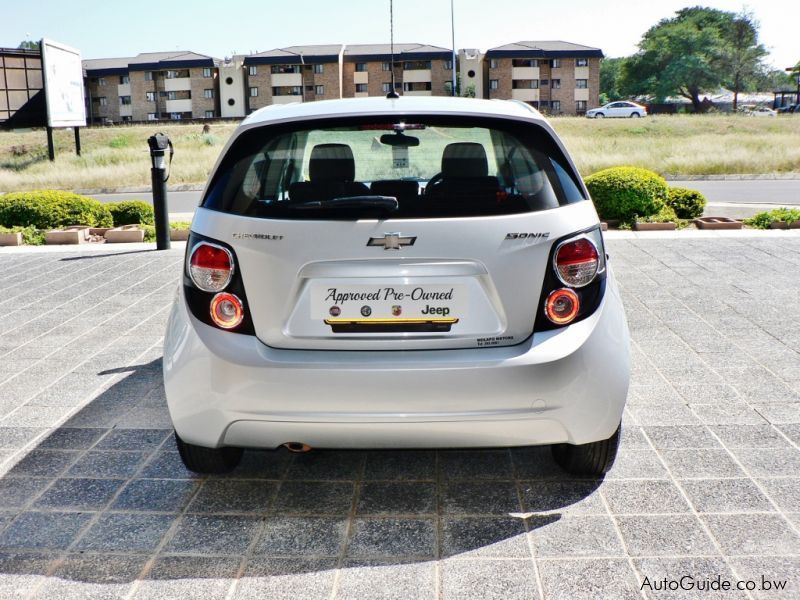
[202,115,586,219]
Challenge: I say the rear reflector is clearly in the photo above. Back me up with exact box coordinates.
[210,292,244,329]
[545,288,580,325]
[189,242,233,292]
[554,237,599,287]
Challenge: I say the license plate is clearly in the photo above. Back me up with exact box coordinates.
[311,283,466,321]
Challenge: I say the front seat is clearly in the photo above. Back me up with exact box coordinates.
[424,142,501,202]
[289,143,370,202]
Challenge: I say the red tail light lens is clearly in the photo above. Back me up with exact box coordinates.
[189,242,233,292]
[545,288,580,325]
[554,237,599,287]
[210,292,244,329]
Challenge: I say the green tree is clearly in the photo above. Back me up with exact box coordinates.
[600,57,625,101]
[620,6,767,112]
[17,40,40,51]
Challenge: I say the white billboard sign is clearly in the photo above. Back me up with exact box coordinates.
[40,38,86,127]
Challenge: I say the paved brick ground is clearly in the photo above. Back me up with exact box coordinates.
[0,238,798,599]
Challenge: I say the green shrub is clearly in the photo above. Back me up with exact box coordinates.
[584,166,668,223]
[0,190,112,229]
[667,187,707,219]
[744,207,800,229]
[0,225,45,245]
[142,224,156,242]
[106,200,155,226]
[170,221,191,230]
[639,204,678,224]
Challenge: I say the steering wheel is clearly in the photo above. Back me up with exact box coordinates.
[423,172,444,195]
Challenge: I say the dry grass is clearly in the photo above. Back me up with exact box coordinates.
[1,115,799,191]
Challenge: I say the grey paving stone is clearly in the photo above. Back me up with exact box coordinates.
[0,427,45,449]
[362,450,436,481]
[520,480,606,515]
[779,423,800,445]
[530,515,624,557]
[730,448,800,477]
[681,478,775,513]
[709,424,793,448]
[0,511,92,550]
[644,425,721,449]
[33,477,124,510]
[65,450,148,478]
[605,449,670,479]
[538,558,641,600]
[273,481,354,515]
[219,448,291,479]
[356,482,436,516]
[132,556,239,600]
[660,449,746,479]
[441,481,521,515]
[690,404,769,425]
[602,479,691,514]
[729,556,800,600]
[74,512,174,553]
[628,404,702,426]
[112,479,199,512]
[0,552,58,599]
[165,514,260,555]
[635,557,746,599]
[254,516,347,557]
[94,427,170,451]
[703,514,800,556]
[758,478,800,513]
[188,480,278,514]
[616,515,718,556]
[0,477,51,509]
[440,559,538,600]
[441,516,529,558]
[337,560,436,600]
[284,450,364,481]
[32,554,148,600]
[752,403,800,425]
[37,427,107,450]
[235,557,337,600]
[5,449,80,477]
[140,450,202,479]
[347,518,435,559]
[511,446,571,479]
[440,449,514,480]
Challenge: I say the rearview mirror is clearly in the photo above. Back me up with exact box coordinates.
[380,133,420,147]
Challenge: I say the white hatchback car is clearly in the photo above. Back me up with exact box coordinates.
[586,101,647,118]
[164,96,630,475]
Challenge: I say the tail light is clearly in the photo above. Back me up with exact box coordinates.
[545,288,580,324]
[554,237,599,287]
[188,242,234,292]
[210,293,244,329]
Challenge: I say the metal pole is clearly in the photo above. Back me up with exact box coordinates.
[74,127,81,156]
[451,0,457,96]
[148,133,171,250]
[46,126,55,161]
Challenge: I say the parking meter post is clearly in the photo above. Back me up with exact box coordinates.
[147,133,171,250]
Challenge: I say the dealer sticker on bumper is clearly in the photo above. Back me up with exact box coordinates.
[311,284,466,320]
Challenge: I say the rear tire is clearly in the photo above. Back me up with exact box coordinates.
[630,112,641,118]
[551,423,621,476]
[175,432,243,474]
[595,113,605,118]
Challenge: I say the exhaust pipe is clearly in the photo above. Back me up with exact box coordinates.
[283,442,312,453]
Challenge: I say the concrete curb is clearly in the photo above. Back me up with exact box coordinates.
[72,184,205,195]
[664,174,800,181]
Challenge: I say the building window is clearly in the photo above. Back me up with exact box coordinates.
[248,65,257,76]
[444,60,453,70]
[552,59,561,68]
[170,112,182,120]
[98,96,107,106]
[313,64,324,74]
[539,100,550,109]
[576,100,588,112]
[489,79,498,90]
[146,91,156,102]
[355,63,367,72]
[403,82,432,91]
[512,80,539,89]
[97,77,106,86]
[249,86,258,97]
[576,58,588,67]
[540,79,549,86]
[489,58,498,69]
[315,85,324,95]
[512,59,538,67]
[355,83,368,93]
[119,96,131,105]
[381,62,391,71]
[166,91,177,100]
[119,75,129,84]
[576,79,588,89]
[382,82,392,93]
[205,110,214,118]
[551,100,561,112]
[147,112,157,120]
[121,116,132,123]
[203,67,213,77]
[204,88,214,99]
[403,60,431,70]
[271,64,300,74]
[551,79,561,89]
[165,69,188,79]
[144,71,154,81]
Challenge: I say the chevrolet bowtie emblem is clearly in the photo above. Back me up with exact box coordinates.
[367,233,417,250]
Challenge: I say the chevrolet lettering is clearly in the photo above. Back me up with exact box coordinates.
[164,96,630,476]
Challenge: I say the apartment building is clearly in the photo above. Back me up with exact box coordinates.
[484,41,602,114]
[83,51,219,124]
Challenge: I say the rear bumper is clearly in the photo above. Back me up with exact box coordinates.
[163,275,630,449]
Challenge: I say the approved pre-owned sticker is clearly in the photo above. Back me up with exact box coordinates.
[310,284,466,320]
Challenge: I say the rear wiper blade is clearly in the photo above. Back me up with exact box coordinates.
[289,195,398,211]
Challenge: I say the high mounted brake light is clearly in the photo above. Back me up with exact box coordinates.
[188,242,234,292]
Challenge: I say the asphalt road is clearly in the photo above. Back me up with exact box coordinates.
[90,179,800,219]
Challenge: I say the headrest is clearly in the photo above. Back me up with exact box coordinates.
[441,142,489,178]
[309,143,356,182]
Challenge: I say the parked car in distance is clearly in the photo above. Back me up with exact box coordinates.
[164,96,631,477]
[777,103,799,114]
[743,106,777,117]
[585,101,647,118]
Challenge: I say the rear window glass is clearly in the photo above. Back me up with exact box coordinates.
[203,115,586,219]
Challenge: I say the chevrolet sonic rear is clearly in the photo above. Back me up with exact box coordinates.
[163,96,630,475]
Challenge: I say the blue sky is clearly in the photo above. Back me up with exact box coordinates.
[3,0,797,69]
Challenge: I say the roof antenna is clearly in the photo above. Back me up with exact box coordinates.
[386,0,400,99]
